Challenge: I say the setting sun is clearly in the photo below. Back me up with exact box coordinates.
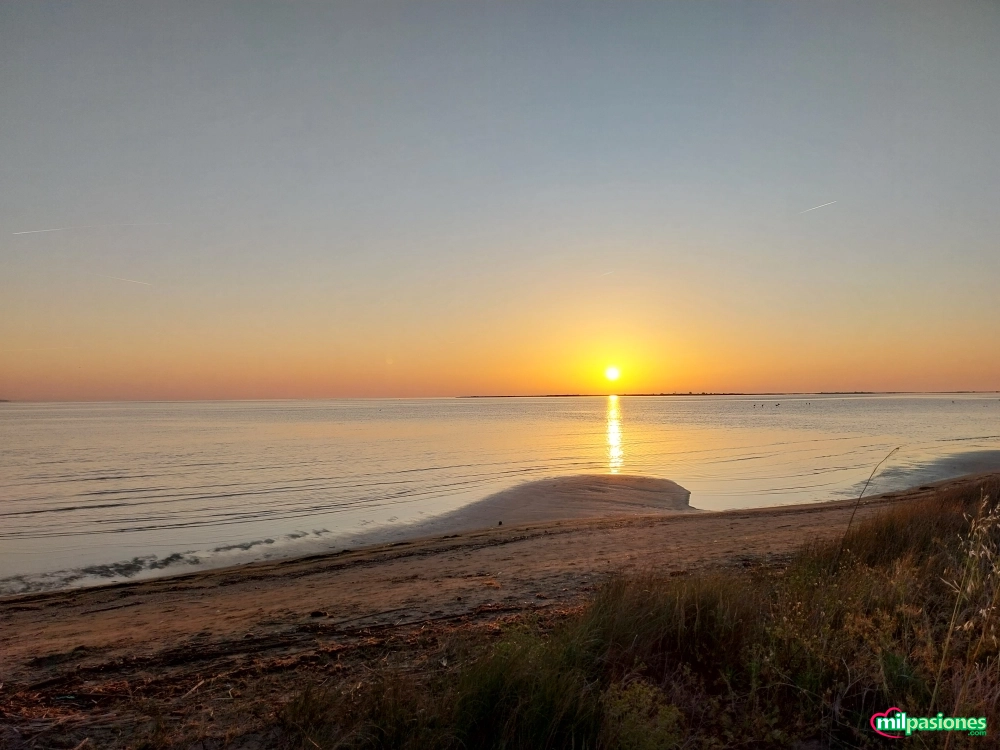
[605,366,620,382]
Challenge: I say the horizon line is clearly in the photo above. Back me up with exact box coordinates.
[2,390,1000,405]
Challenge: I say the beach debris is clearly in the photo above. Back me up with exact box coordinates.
[181,679,206,699]
[310,610,327,618]
[498,521,502,526]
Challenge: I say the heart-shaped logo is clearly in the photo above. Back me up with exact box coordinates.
[870,707,905,738]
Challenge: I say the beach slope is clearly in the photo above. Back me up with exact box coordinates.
[369,474,694,543]
[3,472,998,747]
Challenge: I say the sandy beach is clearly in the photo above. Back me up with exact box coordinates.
[3,471,999,746]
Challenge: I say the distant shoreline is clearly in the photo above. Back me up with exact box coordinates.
[459,391,1000,398]
[2,391,999,404]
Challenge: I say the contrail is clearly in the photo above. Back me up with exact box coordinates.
[12,223,169,235]
[13,227,81,235]
[92,273,152,286]
[798,201,837,214]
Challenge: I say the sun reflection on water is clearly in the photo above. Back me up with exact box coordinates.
[607,395,623,473]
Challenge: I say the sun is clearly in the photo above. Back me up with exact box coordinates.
[605,366,620,382]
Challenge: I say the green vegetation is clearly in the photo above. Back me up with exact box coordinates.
[282,479,1000,748]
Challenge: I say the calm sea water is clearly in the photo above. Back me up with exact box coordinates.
[3,395,1000,594]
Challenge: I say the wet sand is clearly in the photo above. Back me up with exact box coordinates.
[2,472,999,747]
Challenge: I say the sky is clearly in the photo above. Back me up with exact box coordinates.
[2,1,999,400]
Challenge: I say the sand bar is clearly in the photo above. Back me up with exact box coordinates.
[352,474,695,546]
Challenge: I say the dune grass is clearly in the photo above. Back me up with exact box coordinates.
[282,479,1000,748]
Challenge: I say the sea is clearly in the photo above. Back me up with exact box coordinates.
[2,394,1000,595]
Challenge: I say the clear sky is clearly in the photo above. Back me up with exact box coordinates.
[2,1,999,400]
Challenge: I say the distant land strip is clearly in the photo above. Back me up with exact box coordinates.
[0,393,998,403]
[460,391,1000,398]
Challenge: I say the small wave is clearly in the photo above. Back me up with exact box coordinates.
[0,529,344,596]
[284,528,331,541]
[212,538,275,553]
[0,551,202,596]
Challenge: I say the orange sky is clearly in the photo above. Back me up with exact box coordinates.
[4,258,999,400]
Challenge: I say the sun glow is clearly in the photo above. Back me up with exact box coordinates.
[605,366,620,382]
